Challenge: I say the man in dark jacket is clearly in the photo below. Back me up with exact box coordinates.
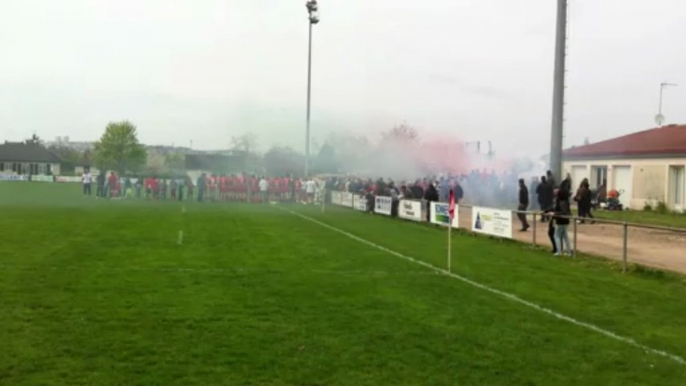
[517,178,530,231]
[536,176,554,222]
[424,183,439,221]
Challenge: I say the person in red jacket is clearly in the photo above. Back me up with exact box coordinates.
[108,172,118,198]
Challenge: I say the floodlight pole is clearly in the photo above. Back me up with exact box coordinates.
[549,0,568,183]
[305,1,320,178]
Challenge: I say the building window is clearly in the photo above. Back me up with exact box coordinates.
[591,166,608,189]
[46,164,52,175]
[669,166,685,208]
[0,162,4,171]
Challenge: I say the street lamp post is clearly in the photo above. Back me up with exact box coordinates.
[305,0,320,177]
[656,82,678,127]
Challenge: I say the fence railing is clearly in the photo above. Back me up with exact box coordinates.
[328,192,686,274]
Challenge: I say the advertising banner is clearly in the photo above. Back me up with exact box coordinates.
[398,200,423,222]
[0,174,27,181]
[471,207,513,239]
[430,202,459,227]
[341,192,354,208]
[331,191,342,206]
[55,176,82,183]
[30,175,54,183]
[374,196,393,216]
[354,195,368,211]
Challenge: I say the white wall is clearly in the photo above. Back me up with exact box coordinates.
[564,157,686,210]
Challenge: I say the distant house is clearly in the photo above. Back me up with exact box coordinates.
[563,124,686,211]
[0,141,62,176]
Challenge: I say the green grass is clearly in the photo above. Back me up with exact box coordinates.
[2,182,686,385]
[590,209,686,229]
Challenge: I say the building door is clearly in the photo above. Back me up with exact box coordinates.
[571,166,588,190]
[668,166,685,210]
[613,166,632,209]
[590,166,607,190]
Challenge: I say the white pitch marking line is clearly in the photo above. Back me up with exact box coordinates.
[280,207,686,366]
[0,265,434,276]
[177,230,184,245]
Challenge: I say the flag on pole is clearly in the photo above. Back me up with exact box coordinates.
[447,189,455,273]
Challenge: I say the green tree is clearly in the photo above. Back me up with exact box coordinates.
[93,121,147,174]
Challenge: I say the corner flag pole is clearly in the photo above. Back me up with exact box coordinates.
[447,217,452,273]
[448,189,456,273]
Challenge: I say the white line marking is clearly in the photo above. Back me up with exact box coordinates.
[177,230,184,245]
[281,207,686,366]
[182,206,187,214]
[0,265,435,276]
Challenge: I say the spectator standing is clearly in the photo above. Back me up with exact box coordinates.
[576,178,594,224]
[135,177,143,198]
[424,182,439,221]
[439,177,450,202]
[197,174,206,202]
[124,177,132,198]
[107,172,118,198]
[305,178,316,204]
[517,178,530,231]
[82,170,92,196]
[376,178,387,197]
[552,189,573,256]
[536,176,554,222]
[170,179,178,200]
[96,172,106,198]
[177,178,185,201]
[259,177,269,203]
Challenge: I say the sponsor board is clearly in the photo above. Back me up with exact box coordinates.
[30,175,54,183]
[341,192,354,208]
[374,196,392,216]
[331,191,342,206]
[472,206,513,239]
[0,174,28,181]
[55,176,82,183]
[430,202,459,227]
[398,200,423,222]
[354,195,368,211]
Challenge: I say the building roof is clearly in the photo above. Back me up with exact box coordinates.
[564,124,686,159]
[0,141,63,163]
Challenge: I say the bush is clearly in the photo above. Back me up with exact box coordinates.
[643,202,653,211]
[655,200,670,215]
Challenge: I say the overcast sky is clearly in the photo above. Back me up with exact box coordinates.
[1,0,684,157]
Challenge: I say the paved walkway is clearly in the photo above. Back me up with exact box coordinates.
[456,207,686,274]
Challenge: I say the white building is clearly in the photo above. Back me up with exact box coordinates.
[563,124,686,211]
[0,141,62,176]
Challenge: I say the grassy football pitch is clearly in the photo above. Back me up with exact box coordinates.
[1,183,686,385]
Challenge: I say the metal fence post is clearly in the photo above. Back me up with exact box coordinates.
[573,218,577,258]
[622,222,628,273]
[532,212,537,247]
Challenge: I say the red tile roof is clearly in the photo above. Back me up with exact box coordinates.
[564,124,686,158]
